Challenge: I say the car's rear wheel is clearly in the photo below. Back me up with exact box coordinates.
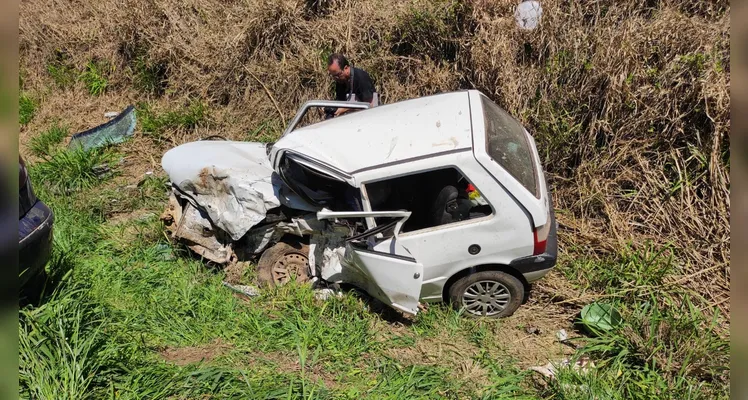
[448,270,523,318]
[257,241,311,287]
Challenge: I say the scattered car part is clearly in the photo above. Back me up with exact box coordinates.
[526,326,541,335]
[579,302,623,334]
[69,105,136,151]
[515,0,542,30]
[529,356,595,379]
[314,288,343,300]
[222,281,261,297]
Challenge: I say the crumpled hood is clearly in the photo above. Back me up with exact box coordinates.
[162,140,316,240]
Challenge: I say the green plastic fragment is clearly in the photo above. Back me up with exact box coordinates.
[580,302,623,333]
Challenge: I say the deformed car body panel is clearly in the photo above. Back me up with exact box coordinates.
[162,140,317,241]
[316,210,423,315]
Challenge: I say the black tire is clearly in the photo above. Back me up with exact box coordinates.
[448,270,524,318]
[257,241,311,287]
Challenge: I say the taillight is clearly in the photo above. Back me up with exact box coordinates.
[533,212,551,255]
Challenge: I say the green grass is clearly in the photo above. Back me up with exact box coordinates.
[47,61,77,89]
[138,100,209,141]
[20,93,36,125]
[79,60,110,96]
[132,55,168,95]
[553,247,729,399]
[28,146,120,194]
[28,123,69,157]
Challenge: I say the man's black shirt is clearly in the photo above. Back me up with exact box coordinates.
[335,67,375,103]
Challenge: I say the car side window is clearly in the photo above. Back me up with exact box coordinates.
[364,167,492,233]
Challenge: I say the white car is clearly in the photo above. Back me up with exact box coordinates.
[161,90,557,318]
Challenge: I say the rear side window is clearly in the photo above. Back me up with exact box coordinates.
[481,96,538,197]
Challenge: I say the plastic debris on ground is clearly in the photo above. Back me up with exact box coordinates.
[580,302,623,334]
[529,356,596,379]
[69,105,137,151]
[314,288,344,300]
[222,281,261,297]
[153,243,176,261]
[222,280,343,301]
[515,0,542,30]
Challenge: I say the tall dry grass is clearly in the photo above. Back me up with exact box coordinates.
[20,0,730,316]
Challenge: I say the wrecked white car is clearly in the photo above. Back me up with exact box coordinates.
[161,90,557,318]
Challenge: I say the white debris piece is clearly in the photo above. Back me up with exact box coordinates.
[104,111,119,118]
[222,281,261,297]
[515,1,543,30]
[529,357,596,379]
[556,329,568,342]
[314,288,343,300]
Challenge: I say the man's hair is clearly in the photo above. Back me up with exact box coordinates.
[327,53,349,68]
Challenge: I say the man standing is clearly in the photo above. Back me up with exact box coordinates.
[326,53,377,117]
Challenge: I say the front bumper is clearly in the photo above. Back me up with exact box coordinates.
[19,200,54,286]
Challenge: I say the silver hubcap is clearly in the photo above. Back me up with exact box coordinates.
[461,280,511,316]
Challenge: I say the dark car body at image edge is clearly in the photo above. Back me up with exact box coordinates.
[19,157,54,290]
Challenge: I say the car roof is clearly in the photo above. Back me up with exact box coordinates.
[275,91,475,175]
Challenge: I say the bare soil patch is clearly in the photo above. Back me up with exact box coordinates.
[160,338,232,366]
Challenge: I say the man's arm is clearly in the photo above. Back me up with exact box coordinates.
[333,81,351,116]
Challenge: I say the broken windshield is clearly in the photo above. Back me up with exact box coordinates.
[279,155,362,211]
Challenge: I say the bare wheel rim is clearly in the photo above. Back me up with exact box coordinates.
[270,253,309,284]
[461,280,511,316]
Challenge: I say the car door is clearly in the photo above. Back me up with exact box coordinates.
[316,210,424,315]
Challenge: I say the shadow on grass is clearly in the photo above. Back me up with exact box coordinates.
[20,250,76,308]
[337,283,416,326]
